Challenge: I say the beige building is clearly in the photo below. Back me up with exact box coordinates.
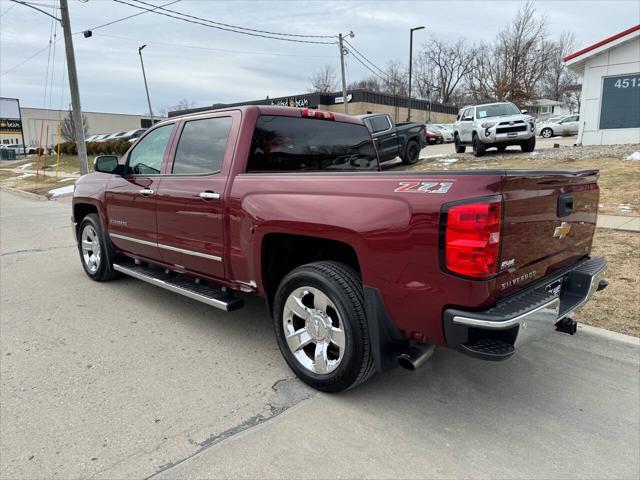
[169,89,458,124]
[19,107,154,146]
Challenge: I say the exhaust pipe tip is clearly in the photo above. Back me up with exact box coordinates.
[397,344,435,371]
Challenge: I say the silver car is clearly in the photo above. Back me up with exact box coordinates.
[537,115,580,138]
[453,102,536,157]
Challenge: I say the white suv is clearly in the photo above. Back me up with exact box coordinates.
[453,102,536,157]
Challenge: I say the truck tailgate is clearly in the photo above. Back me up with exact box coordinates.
[497,170,599,297]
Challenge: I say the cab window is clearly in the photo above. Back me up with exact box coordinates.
[127,124,173,175]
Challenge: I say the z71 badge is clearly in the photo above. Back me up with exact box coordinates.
[394,181,453,193]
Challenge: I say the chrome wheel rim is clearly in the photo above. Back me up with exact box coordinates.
[81,225,101,274]
[542,129,552,138]
[282,287,346,375]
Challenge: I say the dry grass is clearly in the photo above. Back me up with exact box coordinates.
[409,152,640,216]
[576,229,639,336]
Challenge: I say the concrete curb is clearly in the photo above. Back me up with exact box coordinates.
[578,324,639,345]
[0,185,47,201]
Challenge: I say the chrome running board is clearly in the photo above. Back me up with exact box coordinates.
[113,262,243,312]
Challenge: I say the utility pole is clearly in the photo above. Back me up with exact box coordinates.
[407,26,425,122]
[337,31,354,114]
[138,45,155,125]
[59,0,88,175]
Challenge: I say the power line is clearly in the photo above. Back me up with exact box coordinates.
[81,0,181,33]
[345,46,389,83]
[92,32,336,58]
[130,0,335,39]
[0,3,17,17]
[344,39,387,77]
[0,38,62,78]
[111,0,335,45]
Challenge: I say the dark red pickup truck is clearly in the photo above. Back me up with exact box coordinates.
[72,106,607,392]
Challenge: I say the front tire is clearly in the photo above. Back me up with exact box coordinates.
[77,214,119,282]
[472,134,486,157]
[521,136,536,152]
[273,262,376,393]
[454,134,466,153]
[401,140,420,165]
[541,128,553,138]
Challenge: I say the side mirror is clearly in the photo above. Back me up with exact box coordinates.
[521,109,528,114]
[94,155,119,173]
[463,116,473,122]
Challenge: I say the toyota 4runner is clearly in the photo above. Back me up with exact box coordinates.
[454,102,536,157]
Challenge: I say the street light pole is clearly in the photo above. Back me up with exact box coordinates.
[138,45,155,125]
[407,25,425,122]
[337,31,354,114]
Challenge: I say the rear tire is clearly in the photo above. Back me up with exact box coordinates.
[454,134,466,153]
[273,261,376,393]
[472,134,486,157]
[77,214,120,282]
[521,136,536,152]
[401,140,420,165]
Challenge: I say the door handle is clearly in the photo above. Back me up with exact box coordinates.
[199,191,220,200]
[390,133,397,136]
[139,188,154,196]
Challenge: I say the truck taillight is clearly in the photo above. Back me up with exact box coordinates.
[442,198,502,278]
[301,108,335,120]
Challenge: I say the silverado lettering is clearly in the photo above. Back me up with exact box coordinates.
[72,105,608,392]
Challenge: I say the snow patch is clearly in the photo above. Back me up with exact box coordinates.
[420,153,448,159]
[16,173,35,179]
[624,151,640,161]
[617,203,632,211]
[18,163,33,170]
[437,158,458,165]
[47,185,74,197]
[529,151,539,156]
[58,177,76,183]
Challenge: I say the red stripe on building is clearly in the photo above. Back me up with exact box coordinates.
[563,24,640,62]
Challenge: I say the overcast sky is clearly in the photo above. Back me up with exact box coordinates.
[1,0,639,115]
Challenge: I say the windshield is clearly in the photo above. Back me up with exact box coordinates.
[476,103,520,119]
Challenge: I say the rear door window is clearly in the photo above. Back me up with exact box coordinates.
[247,116,378,172]
[171,117,232,175]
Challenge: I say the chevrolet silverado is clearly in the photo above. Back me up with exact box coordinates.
[72,106,607,392]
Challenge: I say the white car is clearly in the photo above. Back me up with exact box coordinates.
[428,124,454,143]
[537,115,580,138]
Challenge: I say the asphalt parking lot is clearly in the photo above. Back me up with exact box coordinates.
[1,189,639,479]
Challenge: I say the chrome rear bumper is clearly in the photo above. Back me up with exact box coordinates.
[443,257,607,360]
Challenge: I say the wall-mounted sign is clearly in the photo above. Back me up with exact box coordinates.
[0,118,22,133]
[334,94,353,104]
[271,97,310,108]
[599,73,640,130]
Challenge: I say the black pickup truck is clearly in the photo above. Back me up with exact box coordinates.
[359,113,427,165]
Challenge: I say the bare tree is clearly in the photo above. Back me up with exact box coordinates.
[416,37,476,104]
[541,31,578,101]
[159,99,197,116]
[465,2,552,106]
[381,61,408,96]
[61,110,89,142]
[348,76,383,92]
[308,65,338,93]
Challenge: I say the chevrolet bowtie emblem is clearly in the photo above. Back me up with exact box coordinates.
[553,222,571,239]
